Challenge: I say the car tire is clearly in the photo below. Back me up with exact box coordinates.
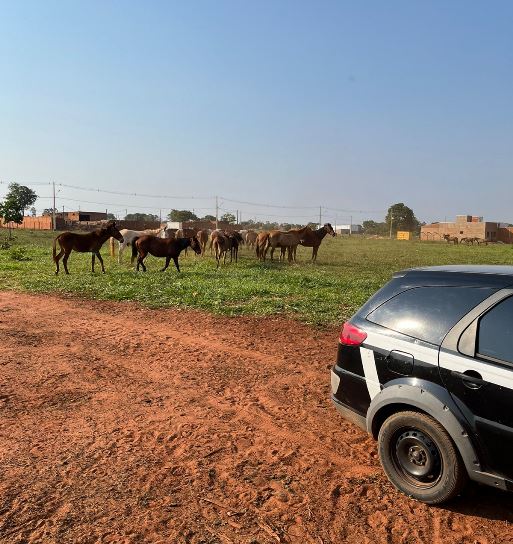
[378,410,467,504]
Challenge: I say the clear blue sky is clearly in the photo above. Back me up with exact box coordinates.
[1,1,512,224]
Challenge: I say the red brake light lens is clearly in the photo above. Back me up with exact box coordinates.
[339,322,367,346]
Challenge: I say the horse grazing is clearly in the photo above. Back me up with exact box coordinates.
[299,223,336,261]
[267,226,309,262]
[443,234,459,245]
[196,229,211,256]
[132,235,201,272]
[110,226,166,263]
[53,220,124,275]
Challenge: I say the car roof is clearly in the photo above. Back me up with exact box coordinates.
[393,265,513,287]
[407,265,513,275]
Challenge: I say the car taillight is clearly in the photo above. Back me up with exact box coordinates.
[339,322,367,346]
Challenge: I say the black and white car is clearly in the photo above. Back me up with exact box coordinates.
[331,265,513,504]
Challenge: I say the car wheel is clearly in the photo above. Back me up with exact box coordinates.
[378,410,467,504]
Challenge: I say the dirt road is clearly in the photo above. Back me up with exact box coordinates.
[1,291,512,543]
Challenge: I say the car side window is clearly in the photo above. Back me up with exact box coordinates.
[477,296,513,364]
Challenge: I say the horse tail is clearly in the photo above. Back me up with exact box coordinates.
[131,236,140,264]
[52,236,58,262]
[109,236,116,258]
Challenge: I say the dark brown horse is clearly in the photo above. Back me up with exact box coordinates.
[299,223,336,261]
[132,235,201,272]
[53,220,124,275]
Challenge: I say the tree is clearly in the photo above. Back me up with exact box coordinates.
[362,220,388,236]
[167,209,198,222]
[0,183,38,238]
[221,212,236,224]
[42,208,58,216]
[202,214,216,221]
[385,203,420,234]
[124,213,159,222]
[106,213,116,220]
[30,207,37,217]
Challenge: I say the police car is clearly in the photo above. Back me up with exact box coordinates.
[331,265,513,504]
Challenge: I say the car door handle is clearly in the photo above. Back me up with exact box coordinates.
[451,370,486,389]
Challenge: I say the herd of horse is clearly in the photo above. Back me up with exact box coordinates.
[52,220,337,274]
[443,234,489,245]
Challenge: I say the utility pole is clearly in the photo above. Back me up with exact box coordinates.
[215,196,219,229]
[349,215,352,236]
[319,206,322,227]
[389,214,394,239]
[52,181,56,231]
[159,209,162,223]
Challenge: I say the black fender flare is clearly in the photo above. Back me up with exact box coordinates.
[366,379,483,477]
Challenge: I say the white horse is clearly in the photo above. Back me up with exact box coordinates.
[110,226,166,263]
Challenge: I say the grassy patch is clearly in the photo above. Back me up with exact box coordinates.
[1,229,512,325]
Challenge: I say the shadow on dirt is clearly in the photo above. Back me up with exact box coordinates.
[441,482,513,522]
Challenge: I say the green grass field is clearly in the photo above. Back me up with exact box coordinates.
[1,229,512,326]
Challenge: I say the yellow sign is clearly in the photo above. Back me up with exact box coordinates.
[397,231,411,240]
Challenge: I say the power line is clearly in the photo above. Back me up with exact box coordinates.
[56,182,213,200]
[1,179,385,215]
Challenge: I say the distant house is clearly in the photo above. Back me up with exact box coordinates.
[55,210,108,222]
[421,215,513,242]
[335,224,363,235]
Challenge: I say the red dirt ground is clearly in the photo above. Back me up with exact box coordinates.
[1,291,513,544]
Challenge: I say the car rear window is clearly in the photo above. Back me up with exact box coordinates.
[366,286,495,345]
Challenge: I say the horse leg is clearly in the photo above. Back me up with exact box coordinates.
[63,250,71,275]
[96,251,105,273]
[270,246,275,261]
[312,246,318,262]
[173,256,180,272]
[54,246,64,275]
[161,256,171,272]
[118,241,126,264]
[137,250,147,272]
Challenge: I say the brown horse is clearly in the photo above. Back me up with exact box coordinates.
[211,231,243,268]
[196,229,210,256]
[299,223,336,261]
[267,226,309,262]
[53,220,124,275]
[132,235,201,272]
[255,231,270,261]
[443,234,459,244]
[245,230,257,249]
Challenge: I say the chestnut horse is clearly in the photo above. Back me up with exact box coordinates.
[196,229,210,256]
[132,235,201,272]
[255,232,270,261]
[299,223,336,261]
[245,230,258,249]
[267,226,309,262]
[53,220,124,275]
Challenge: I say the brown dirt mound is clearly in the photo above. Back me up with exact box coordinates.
[1,291,512,543]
